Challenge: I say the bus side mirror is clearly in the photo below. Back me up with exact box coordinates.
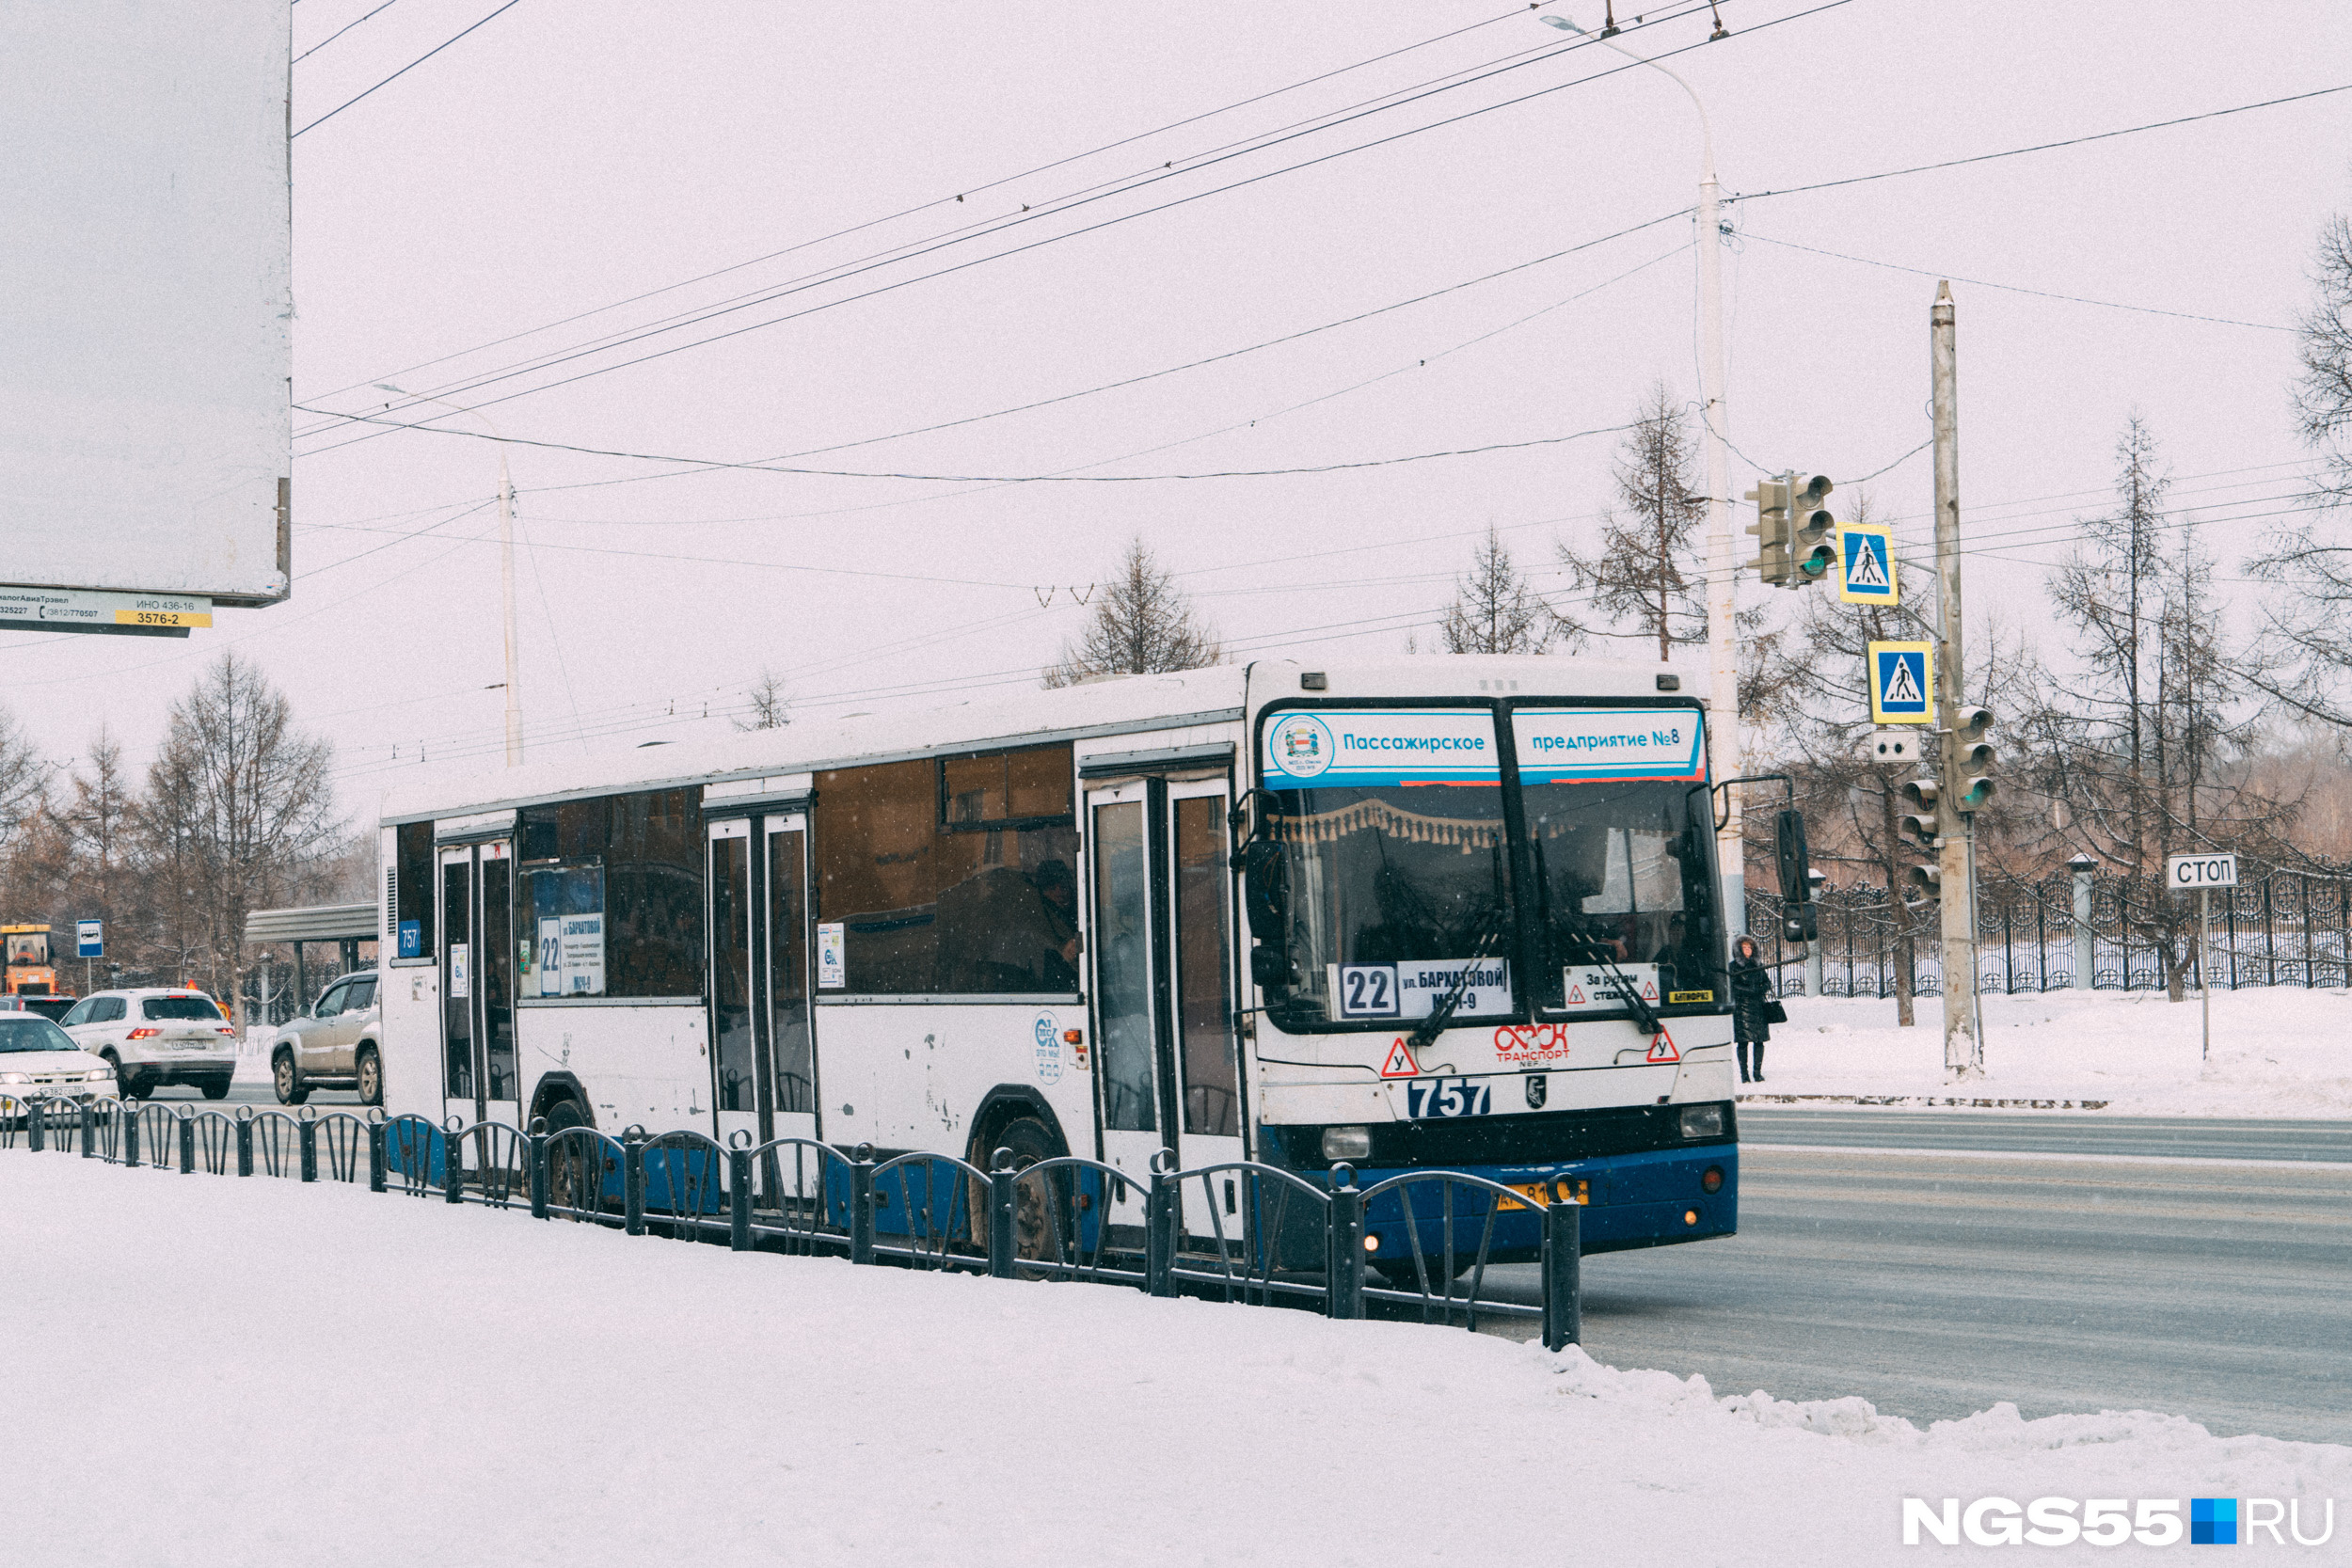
[1774,809,1812,904]
[1241,839,1289,943]
[1249,945,1291,989]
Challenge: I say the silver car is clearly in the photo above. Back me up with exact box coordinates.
[271,970,382,1105]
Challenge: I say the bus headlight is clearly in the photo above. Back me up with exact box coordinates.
[1679,1104,1724,1139]
[1322,1126,1372,1162]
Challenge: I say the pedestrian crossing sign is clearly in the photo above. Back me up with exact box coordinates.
[1838,523,1897,603]
[1868,641,1933,723]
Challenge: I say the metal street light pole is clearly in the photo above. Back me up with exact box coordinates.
[1541,14,1740,935]
[376,384,523,768]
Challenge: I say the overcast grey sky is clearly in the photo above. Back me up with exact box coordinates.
[8,0,2349,809]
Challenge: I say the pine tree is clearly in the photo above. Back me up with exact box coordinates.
[1438,526,1550,654]
[1043,538,1221,687]
[1555,383,1707,661]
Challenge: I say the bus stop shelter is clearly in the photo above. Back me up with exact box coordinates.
[243,903,378,1020]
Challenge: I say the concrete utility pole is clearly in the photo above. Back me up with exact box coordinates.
[1931,282,1980,1077]
[1540,11,1740,936]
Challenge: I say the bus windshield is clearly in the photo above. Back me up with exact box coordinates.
[1256,703,1720,1030]
[1259,707,1516,1029]
[1516,705,1720,1014]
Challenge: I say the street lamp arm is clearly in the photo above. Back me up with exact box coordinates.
[1541,15,1715,182]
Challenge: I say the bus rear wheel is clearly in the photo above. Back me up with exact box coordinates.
[990,1115,1065,1271]
[541,1099,598,1218]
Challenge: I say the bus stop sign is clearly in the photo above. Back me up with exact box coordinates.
[2166,852,2238,891]
[75,919,103,958]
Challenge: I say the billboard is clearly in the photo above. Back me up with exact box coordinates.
[0,2,291,608]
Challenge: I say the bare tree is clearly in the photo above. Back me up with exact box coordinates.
[1438,526,1550,654]
[1043,538,1221,687]
[735,668,791,731]
[2245,205,2352,721]
[1556,383,1707,661]
[2032,419,2296,999]
[136,652,343,1003]
[0,705,47,853]
[2293,205,2352,505]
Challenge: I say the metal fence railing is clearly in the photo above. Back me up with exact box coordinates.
[0,1095,1583,1351]
[1748,865,2352,998]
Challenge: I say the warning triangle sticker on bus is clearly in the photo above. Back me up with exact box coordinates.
[1379,1038,1422,1078]
[1645,1030,1680,1063]
[1640,980,1661,1001]
[1565,984,1586,1005]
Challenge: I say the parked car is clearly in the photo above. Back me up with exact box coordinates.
[271,970,382,1105]
[0,1014,116,1111]
[60,989,237,1100]
[0,994,77,1022]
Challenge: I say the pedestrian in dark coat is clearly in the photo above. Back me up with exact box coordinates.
[1728,934,1772,1084]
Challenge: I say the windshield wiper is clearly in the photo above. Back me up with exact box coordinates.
[1406,839,1510,1053]
[1406,911,1508,1053]
[1577,938,1661,1038]
[1532,827,1660,1037]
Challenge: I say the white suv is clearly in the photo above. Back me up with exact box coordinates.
[61,990,238,1101]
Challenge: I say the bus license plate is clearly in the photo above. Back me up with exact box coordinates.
[1498,1178,1589,1212]
[1405,1077,1490,1118]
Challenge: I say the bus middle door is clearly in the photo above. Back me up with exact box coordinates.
[439,839,518,1130]
[1084,774,1247,1244]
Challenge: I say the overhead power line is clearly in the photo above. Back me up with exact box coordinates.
[294,0,405,64]
[1735,80,2352,202]
[294,5,1548,420]
[294,0,526,138]
[1743,233,2297,332]
[294,404,1641,482]
[298,1,1815,452]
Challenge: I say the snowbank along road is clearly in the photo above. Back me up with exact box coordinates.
[3,1154,2344,1565]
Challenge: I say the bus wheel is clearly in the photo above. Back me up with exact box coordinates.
[992,1115,1065,1270]
[542,1100,596,1218]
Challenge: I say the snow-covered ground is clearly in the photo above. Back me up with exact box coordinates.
[1747,988,2352,1117]
[5,1155,2343,1563]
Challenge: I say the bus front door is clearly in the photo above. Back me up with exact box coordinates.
[706,812,818,1157]
[439,839,519,1129]
[1085,776,1247,1243]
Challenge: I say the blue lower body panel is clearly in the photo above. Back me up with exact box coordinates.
[1354,1142,1737,1261]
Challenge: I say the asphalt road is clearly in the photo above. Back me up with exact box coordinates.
[1481,1123,2351,1444]
[141,1082,368,1109]
[1739,1106,2352,1164]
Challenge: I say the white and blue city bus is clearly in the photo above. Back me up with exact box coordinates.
[374,656,1740,1266]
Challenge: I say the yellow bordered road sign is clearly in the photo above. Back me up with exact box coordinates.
[1868,641,1934,724]
[1838,523,1897,603]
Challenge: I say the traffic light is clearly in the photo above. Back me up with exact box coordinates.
[1773,809,1812,903]
[1947,706,1995,812]
[1791,473,1836,583]
[1898,777,1939,847]
[1744,475,1792,587]
[1902,863,1940,906]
